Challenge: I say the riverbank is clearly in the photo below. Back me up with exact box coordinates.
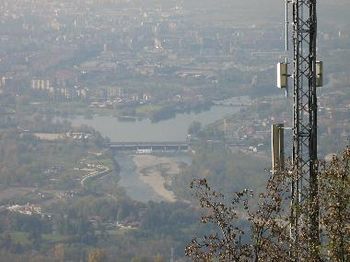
[67,104,240,142]
[132,155,181,202]
[80,165,111,188]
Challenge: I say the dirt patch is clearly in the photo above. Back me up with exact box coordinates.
[133,155,180,202]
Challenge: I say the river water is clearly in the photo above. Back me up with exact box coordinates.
[69,104,242,142]
[68,97,248,202]
[113,153,166,202]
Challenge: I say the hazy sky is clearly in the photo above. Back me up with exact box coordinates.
[177,0,350,27]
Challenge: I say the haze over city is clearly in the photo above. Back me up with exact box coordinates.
[0,0,348,261]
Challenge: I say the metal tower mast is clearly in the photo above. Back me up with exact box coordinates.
[290,0,319,260]
[275,0,323,260]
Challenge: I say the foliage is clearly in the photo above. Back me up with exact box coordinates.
[172,145,267,200]
[188,121,202,136]
[186,179,253,261]
[140,201,198,237]
[88,248,107,262]
[319,149,350,261]
[186,147,350,261]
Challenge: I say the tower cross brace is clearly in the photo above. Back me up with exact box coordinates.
[290,0,319,260]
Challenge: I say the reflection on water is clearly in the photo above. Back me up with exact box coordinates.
[69,105,241,142]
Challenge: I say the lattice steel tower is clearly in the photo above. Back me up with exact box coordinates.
[291,0,320,260]
[275,0,323,261]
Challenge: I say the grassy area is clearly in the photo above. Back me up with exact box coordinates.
[135,104,162,115]
[42,233,70,243]
[6,232,30,246]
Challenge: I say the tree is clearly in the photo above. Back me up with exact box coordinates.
[1,233,12,251]
[188,121,202,136]
[319,148,350,261]
[88,249,107,262]
[185,179,253,261]
[186,147,350,261]
[153,254,165,262]
[53,244,65,262]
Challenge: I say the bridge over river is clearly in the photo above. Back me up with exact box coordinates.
[109,141,189,152]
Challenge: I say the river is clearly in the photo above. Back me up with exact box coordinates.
[69,104,243,142]
[68,97,248,202]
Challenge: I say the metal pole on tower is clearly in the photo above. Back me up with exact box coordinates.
[275,0,323,260]
[291,0,320,260]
